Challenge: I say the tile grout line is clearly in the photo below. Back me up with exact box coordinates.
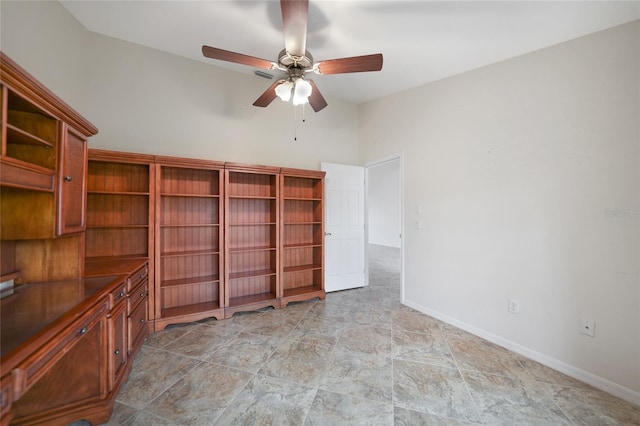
[513,356,580,426]
[137,358,206,418]
[441,327,485,424]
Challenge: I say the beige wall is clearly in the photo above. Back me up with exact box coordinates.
[0,0,359,169]
[360,21,640,401]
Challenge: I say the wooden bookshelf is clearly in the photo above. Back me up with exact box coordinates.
[84,151,327,326]
[280,169,325,306]
[224,165,280,317]
[85,155,153,262]
[155,161,224,329]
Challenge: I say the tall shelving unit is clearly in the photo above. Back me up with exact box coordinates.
[155,159,224,329]
[279,168,325,306]
[85,152,154,263]
[84,150,327,327]
[84,149,155,325]
[224,164,280,317]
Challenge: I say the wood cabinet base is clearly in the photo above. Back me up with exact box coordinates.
[281,288,325,308]
[154,307,224,331]
[9,400,112,426]
[224,298,280,320]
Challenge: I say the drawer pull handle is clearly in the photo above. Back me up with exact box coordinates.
[140,292,145,297]
[64,176,73,182]
[139,319,145,324]
[118,291,125,298]
[79,327,87,335]
[114,349,120,355]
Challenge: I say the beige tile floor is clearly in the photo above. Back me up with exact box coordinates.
[101,245,640,425]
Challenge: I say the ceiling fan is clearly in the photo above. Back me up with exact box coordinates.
[202,0,383,112]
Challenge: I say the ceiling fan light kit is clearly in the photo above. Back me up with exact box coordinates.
[292,79,313,105]
[275,80,294,102]
[201,0,383,113]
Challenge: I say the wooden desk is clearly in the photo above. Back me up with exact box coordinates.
[1,264,146,425]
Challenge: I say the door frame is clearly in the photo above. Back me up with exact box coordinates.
[364,153,405,302]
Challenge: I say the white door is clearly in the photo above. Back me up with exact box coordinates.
[321,162,365,292]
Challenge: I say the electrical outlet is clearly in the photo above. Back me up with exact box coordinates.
[581,319,596,337]
[508,299,520,314]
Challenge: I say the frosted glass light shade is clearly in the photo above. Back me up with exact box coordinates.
[292,79,312,105]
[275,81,293,102]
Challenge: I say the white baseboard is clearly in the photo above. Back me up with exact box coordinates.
[402,298,640,407]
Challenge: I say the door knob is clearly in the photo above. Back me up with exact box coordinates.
[325,232,332,236]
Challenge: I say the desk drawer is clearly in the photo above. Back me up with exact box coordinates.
[128,296,148,354]
[127,264,148,293]
[110,281,127,309]
[127,278,148,316]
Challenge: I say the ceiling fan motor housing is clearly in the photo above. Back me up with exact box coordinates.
[278,49,313,70]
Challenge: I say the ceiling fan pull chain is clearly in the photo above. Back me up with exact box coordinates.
[294,105,298,141]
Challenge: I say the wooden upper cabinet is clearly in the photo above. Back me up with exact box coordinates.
[0,86,57,192]
[57,124,88,235]
[0,53,97,239]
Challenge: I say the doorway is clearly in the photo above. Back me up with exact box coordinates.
[365,155,404,301]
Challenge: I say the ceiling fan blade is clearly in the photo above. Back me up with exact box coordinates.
[281,0,308,58]
[316,53,383,75]
[307,80,327,112]
[202,45,275,70]
[253,80,283,108]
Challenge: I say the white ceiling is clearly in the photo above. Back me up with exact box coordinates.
[61,1,639,104]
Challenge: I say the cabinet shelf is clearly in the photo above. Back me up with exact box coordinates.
[161,301,222,319]
[161,275,220,288]
[229,269,276,280]
[283,285,323,298]
[6,124,54,148]
[228,195,276,200]
[284,221,322,225]
[0,157,55,191]
[229,222,276,226]
[86,254,149,264]
[283,264,322,273]
[161,249,219,257]
[228,292,277,308]
[87,190,149,196]
[283,197,322,201]
[161,223,219,228]
[160,193,220,198]
[87,224,149,229]
[229,245,275,253]
[284,243,322,249]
